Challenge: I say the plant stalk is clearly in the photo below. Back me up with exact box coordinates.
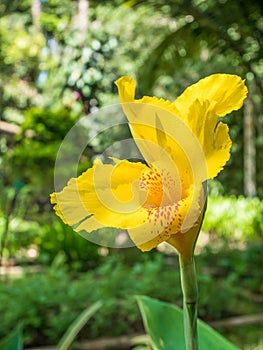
[179,254,198,350]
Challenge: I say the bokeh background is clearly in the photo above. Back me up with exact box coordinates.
[0,1,263,349]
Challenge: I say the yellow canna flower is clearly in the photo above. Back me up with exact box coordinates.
[50,74,247,258]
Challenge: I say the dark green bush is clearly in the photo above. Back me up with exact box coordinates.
[0,253,178,346]
[36,217,103,270]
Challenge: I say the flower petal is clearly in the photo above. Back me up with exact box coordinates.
[51,159,150,232]
[50,177,90,226]
[187,100,232,178]
[128,191,199,251]
[115,76,136,103]
[115,77,208,186]
[173,73,248,117]
[115,76,181,121]
[167,209,205,260]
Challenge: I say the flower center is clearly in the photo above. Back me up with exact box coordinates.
[139,167,178,209]
[139,168,163,207]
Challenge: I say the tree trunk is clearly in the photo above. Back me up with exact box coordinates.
[243,97,256,197]
[78,0,89,34]
[31,0,41,28]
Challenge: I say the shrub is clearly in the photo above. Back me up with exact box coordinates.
[202,196,263,241]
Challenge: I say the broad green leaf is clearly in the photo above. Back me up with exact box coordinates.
[57,301,102,350]
[0,324,23,350]
[136,296,240,350]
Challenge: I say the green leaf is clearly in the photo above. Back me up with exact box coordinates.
[136,296,240,350]
[0,324,23,350]
[57,301,102,350]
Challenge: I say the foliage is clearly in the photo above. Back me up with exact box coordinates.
[11,108,78,187]
[0,245,262,348]
[0,324,23,350]
[0,215,40,259]
[41,25,119,114]
[202,195,263,241]
[0,212,104,269]
[0,254,175,346]
[36,218,103,270]
[57,301,102,350]
[0,15,43,122]
[0,107,84,224]
[137,296,239,350]
[125,0,263,93]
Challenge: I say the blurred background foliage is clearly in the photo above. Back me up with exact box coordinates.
[0,0,263,349]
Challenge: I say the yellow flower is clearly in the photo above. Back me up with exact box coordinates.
[50,74,247,258]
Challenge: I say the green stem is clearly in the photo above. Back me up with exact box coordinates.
[179,254,198,350]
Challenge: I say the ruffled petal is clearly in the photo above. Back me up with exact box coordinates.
[173,73,248,117]
[187,100,232,179]
[115,77,207,186]
[51,159,150,232]
[116,75,245,181]
[50,177,90,226]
